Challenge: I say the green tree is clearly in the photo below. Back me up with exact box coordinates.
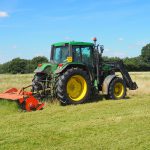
[141,43,150,62]
[8,58,28,74]
[0,61,11,74]
[0,64,2,74]
[103,56,121,62]
[31,56,49,69]
[25,60,34,73]
[123,57,141,71]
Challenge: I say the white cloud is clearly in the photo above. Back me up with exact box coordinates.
[104,50,127,58]
[12,45,17,49]
[105,48,111,52]
[128,40,148,49]
[113,52,127,58]
[64,36,72,40]
[0,11,9,18]
[135,41,146,46]
[118,37,124,41]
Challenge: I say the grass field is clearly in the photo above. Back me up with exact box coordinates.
[0,72,150,150]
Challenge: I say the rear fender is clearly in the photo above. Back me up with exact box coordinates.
[102,75,117,94]
[55,63,93,81]
[34,63,57,73]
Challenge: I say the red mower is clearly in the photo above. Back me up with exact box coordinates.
[0,86,45,111]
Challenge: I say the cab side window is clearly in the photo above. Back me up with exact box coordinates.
[73,46,81,62]
[81,46,91,65]
[73,46,92,65]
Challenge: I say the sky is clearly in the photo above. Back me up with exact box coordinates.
[0,0,150,63]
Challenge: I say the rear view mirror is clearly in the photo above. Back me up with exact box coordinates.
[100,45,104,53]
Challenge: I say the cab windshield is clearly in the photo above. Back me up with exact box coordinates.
[53,46,69,63]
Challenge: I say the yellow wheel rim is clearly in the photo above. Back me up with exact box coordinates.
[114,82,124,98]
[67,75,87,101]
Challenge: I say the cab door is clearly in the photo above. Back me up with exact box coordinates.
[80,46,93,66]
[73,45,95,80]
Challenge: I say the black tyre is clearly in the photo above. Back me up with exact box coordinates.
[108,77,126,100]
[56,68,91,104]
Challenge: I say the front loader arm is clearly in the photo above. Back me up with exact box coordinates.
[105,60,138,90]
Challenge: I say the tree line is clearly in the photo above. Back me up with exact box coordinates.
[0,56,49,74]
[103,56,150,71]
[103,43,150,71]
[0,43,150,74]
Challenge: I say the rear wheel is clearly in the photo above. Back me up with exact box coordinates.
[108,77,126,100]
[56,68,91,104]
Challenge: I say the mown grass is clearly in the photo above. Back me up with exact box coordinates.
[0,72,150,150]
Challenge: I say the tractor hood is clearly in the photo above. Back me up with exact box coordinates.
[34,63,58,73]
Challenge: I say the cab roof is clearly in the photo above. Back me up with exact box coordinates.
[52,41,94,47]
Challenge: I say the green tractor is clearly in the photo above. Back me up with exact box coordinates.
[32,38,138,105]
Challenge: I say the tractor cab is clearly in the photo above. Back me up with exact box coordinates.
[50,41,95,66]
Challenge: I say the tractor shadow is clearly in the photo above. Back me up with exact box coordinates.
[88,94,105,103]
[87,94,131,104]
[58,95,131,106]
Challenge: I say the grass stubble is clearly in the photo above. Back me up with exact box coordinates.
[0,72,150,150]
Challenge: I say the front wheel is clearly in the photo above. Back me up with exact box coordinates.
[56,68,91,104]
[108,77,126,100]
